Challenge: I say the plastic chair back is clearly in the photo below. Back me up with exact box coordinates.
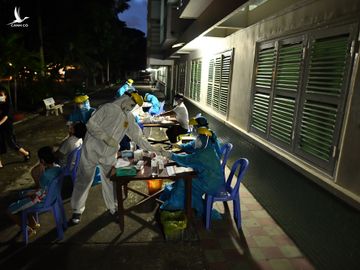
[21,172,67,244]
[220,143,233,170]
[64,146,82,183]
[205,158,249,230]
[225,158,249,198]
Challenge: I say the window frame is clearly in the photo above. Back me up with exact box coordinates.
[249,23,357,174]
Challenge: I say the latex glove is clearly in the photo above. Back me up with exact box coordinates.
[160,148,172,159]
[104,136,118,147]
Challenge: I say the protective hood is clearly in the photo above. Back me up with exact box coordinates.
[113,93,143,113]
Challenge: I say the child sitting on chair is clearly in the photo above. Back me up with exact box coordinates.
[7,146,62,237]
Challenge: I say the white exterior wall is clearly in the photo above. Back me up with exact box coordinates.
[182,0,360,206]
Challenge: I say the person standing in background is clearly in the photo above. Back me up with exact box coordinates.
[115,79,135,98]
[67,94,95,126]
[0,86,31,168]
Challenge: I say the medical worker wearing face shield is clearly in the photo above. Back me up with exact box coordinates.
[68,95,95,125]
[160,117,225,216]
[181,115,222,158]
[70,90,162,224]
[115,79,135,98]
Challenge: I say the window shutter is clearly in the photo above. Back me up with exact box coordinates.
[190,61,196,99]
[250,25,355,174]
[207,50,233,114]
[213,56,221,110]
[252,93,271,133]
[178,62,186,93]
[255,46,275,89]
[196,61,201,101]
[296,33,351,167]
[190,60,202,101]
[270,40,303,146]
[251,44,275,134]
[207,59,214,105]
[219,53,232,114]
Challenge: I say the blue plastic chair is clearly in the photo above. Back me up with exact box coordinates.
[21,173,67,244]
[220,143,233,170]
[63,146,82,184]
[205,158,249,230]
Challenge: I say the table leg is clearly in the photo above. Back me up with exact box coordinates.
[115,182,125,232]
[184,176,192,220]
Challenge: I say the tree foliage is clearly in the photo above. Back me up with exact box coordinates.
[0,0,146,85]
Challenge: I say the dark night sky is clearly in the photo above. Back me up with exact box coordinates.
[118,0,148,35]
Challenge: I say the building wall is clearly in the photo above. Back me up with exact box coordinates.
[180,0,360,205]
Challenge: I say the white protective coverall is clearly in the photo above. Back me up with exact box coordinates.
[71,94,159,214]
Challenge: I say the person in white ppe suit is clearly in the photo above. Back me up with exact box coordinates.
[70,90,160,224]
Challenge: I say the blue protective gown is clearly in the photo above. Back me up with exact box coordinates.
[115,83,134,98]
[160,135,225,216]
[68,101,95,124]
[145,94,160,115]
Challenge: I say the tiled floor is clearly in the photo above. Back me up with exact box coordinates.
[196,183,316,270]
[145,126,315,269]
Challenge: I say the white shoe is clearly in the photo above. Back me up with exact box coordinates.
[71,213,81,224]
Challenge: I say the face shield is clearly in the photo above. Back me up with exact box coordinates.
[194,135,209,149]
[74,95,89,110]
[83,100,91,110]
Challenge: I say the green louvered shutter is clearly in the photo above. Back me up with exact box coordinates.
[178,62,186,93]
[251,43,276,135]
[252,93,271,133]
[296,32,353,170]
[207,59,214,105]
[270,40,303,147]
[219,52,232,115]
[195,60,201,101]
[189,59,201,100]
[190,61,195,99]
[213,56,221,110]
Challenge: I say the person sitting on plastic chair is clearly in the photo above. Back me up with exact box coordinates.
[160,124,225,217]
[7,146,62,238]
[159,93,189,143]
[181,115,222,157]
[55,122,87,167]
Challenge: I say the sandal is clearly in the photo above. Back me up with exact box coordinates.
[27,226,37,238]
